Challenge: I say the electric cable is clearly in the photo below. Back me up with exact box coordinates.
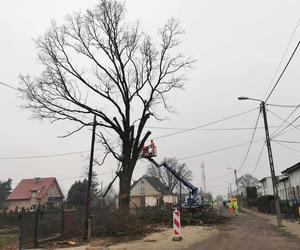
[154,107,258,140]
[251,142,266,175]
[146,125,300,131]
[270,104,300,138]
[263,18,300,100]
[177,138,264,161]
[0,81,20,92]
[237,109,261,171]
[267,108,300,134]
[0,148,102,160]
[273,140,300,154]
[272,112,300,138]
[272,139,300,144]
[265,39,300,102]
[267,103,300,108]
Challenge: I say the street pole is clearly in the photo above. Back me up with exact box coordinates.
[261,101,283,226]
[179,181,182,210]
[229,182,232,197]
[233,169,239,196]
[83,114,97,241]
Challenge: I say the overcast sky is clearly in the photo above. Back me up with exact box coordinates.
[1,0,300,198]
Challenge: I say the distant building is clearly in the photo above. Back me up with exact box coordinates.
[278,175,289,201]
[6,177,63,211]
[282,162,300,202]
[257,177,273,196]
[130,176,177,208]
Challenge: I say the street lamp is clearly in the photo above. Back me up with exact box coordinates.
[238,96,283,226]
[228,167,239,196]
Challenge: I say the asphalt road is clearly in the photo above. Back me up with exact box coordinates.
[188,209,300,250]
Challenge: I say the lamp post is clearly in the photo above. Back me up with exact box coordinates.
[238,96,282,226]
[228,167,239,196]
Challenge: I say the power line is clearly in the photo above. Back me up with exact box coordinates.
[0,149,102,160]
[272,139,300,144]
[177,138,264,161]
[264,18,300,100]
[267,108,300,134]
[147,124,300,131]
[58,171,112,181]
[267,103,300,108]
[270,104,300,138]
[237,109,261,171]
[154,107,258,140]
[265,39,300,102]
[272,112,300,138]
[251,142,266,175]
[0,81,20,92]
[273,140,300,154]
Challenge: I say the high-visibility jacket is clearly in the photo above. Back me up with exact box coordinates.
[232,201,238,209]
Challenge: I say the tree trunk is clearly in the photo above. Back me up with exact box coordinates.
[118,167,133,213]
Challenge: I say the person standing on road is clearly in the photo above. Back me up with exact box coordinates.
[232,199,238,216]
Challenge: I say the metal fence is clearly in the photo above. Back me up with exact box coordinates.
[239,195,300,220]
[280,200,300,220]
[19,207,63,249]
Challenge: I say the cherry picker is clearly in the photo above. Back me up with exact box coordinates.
[141,140,200,208]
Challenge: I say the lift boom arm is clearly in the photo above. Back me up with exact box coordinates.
[148,158,198,205]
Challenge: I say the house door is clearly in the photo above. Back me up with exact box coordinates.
[141,196,145,207]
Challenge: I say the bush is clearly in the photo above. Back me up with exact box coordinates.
[91,205,224,237]
[0,210,19,229]
[181,205,224,226]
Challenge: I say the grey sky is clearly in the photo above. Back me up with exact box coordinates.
[1,0,300,197]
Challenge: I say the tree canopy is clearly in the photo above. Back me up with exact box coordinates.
[237,174,259,194]
[20,0,193,211]
[67,177,100,208]
[0,179,12,210]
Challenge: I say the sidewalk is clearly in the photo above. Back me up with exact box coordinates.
[31,226,216,250]
[241,208,300,239]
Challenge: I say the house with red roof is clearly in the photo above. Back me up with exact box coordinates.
[6,177,63,211]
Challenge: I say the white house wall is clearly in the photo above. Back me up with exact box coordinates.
[130,177,160,196]
[289,168,300,188]
[278,180,289,200]
[287,169,300,201]
[259,177,274,196]
[145,196,158,206]
[163,195,177,204]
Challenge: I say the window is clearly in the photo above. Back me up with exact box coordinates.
[141,186,145,194]
[31,191,37,198]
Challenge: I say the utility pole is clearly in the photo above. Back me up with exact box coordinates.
[261,101,283,226]
[234,169,239,196]
[201,163,207,193]
[229,182,232,197]
[228,167,239,196]
[179,181,182,210]
[83,115,97,241]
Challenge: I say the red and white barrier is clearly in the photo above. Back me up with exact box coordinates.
[172,209,182,241]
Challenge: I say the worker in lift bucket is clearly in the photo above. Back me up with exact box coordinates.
[150,140,157,156]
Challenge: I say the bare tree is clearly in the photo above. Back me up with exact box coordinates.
[237,174,259,194]
[146,157,192,193]
[19,0,193,212]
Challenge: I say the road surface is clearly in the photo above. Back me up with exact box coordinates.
[188,209,300,250]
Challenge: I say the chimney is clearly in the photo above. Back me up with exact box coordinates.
[34,177,41,183]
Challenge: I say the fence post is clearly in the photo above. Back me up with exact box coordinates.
[19,212,23,250]
[61,209,65,237]
[33,206,40,248]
